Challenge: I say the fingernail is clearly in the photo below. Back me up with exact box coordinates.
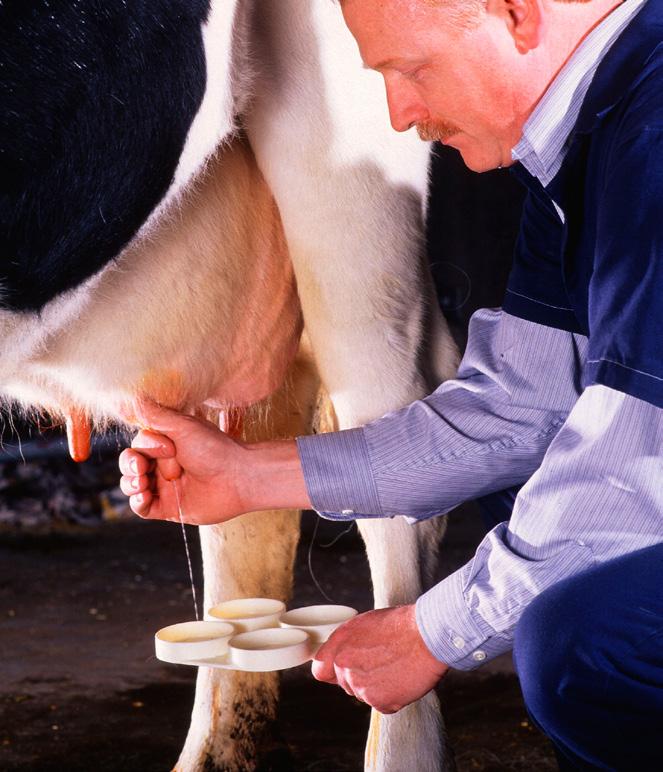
[131,477,139,490]
[134,493,144,505]
[130,459,138,474]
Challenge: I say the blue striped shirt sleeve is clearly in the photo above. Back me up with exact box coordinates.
[418,384,663,668]
[297,309,586,521]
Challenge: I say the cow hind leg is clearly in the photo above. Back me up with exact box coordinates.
[175,349,319,772]
[317,395,454,772]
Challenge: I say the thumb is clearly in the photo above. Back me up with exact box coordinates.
[128,397,192,435]
[130,429,182,482]
[131,429,182,481]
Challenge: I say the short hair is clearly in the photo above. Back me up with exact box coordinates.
[339,0,594,27]
[421,0,594,28]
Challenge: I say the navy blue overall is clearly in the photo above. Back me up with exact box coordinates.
[479,2,663,767]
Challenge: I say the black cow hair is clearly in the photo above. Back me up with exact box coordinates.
[0,0,210,311]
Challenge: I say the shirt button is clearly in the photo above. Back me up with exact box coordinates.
[341,509,354,515]
[452,636,465,649]
[472,650,487,662]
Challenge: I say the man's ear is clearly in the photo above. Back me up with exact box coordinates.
[492,0,543,54]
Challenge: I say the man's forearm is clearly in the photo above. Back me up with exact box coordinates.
[240,439,312,513]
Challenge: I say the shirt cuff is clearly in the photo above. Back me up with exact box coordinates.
[415,565,513,670]
[296,429,385,520]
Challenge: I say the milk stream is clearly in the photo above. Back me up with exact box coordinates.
[172,480,200,621]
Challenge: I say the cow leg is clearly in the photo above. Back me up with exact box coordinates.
[316,394,453,772]
[176,349,320,772]
[245,4,459,768]
[358,516,454,772]
[175,512,299,772]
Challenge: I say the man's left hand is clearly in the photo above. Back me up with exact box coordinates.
[311,604,449,714]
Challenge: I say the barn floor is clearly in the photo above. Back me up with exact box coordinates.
[0,452,557,772]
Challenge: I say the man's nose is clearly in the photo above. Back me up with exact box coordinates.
[384,79,429,133]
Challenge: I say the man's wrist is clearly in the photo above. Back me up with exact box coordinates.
[405,603,450,678]
[415,564,511,670]
[296,429,384,518]
[238,439,312,513]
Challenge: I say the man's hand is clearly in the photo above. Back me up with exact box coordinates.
[118,400,311,524]
[311,605,448,714]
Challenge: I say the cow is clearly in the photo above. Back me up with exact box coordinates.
[1,1,459,770]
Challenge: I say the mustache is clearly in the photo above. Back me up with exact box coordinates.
[416,120,460,142]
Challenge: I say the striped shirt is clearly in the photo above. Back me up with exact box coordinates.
[297,0,662,670]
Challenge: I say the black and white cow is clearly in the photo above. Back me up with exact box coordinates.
[1,2,458,769]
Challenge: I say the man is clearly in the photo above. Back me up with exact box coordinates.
[119,0,663,767]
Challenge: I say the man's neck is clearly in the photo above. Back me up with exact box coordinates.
[511,0,645,185]
[531,0,624,116]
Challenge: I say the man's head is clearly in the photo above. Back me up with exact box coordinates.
[341,0,620,172]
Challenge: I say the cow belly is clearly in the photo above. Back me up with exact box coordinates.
[0,135,303,430]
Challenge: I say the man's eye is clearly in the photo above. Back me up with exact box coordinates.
[403,67,424,81]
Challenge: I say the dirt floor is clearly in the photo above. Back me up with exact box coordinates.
[0,452,557,772]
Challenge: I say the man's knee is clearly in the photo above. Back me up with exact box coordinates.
[513,576,588,735]
[513,547,663,727]
[514,548,663,768]
[511,564,625,735]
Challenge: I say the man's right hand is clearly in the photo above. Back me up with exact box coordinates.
[118,400,311,525]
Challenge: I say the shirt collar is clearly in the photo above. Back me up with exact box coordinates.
[512,0,648,185]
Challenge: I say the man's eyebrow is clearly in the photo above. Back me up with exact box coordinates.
[362,58,398,71]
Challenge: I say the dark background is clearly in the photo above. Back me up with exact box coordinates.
[428,144,525,328]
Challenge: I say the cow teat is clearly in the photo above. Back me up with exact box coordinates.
[64,407,92,463]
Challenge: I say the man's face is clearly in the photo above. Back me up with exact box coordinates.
[342,0,537,172]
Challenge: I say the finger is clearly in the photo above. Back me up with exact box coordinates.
[129,490,154,518]
[373,704,398,715]
[152,471,183,518]
[311,645,338,684]
[119,474,151,497]
[119,448,153,476]
[358,688,402,714]
[156,456,182,482]
[129,490,181,523]
[334,665,357,698]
